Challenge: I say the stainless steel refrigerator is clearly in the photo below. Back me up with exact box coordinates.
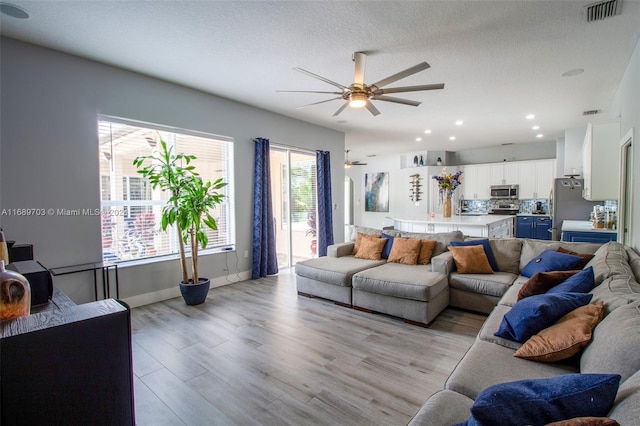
[549,178,599,240]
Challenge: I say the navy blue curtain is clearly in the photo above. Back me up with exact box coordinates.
[251,138,278,279]
[316,150,334,257]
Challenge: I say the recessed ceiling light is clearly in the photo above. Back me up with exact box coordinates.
[526,114,535,120]
[532,125,540,130]
[449,136,456,141]
[416,137,422,142]
[0,3,29,18]
[562,68,584,77]
[424,129,432,134]
[536,134,544,138]
[455,120,464,126]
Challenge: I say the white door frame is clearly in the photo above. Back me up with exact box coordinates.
[618,128,634,245]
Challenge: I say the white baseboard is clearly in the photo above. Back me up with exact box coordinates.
[122,270,252,308]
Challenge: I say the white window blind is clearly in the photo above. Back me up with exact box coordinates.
[98,117,235,263]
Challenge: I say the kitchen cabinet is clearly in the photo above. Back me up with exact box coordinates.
[489,163,519,185]
[461,164,490,200]
[582,121,620,200]
[561,220,617,243]
[518,159,555,199]
[516,215,552,240]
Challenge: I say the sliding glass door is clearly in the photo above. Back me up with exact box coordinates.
[270,147,317,269]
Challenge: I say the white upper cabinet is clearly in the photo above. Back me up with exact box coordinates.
[461,164,490,199]
[582,121,620,200]
[489,163,519,185]
[517,159,556,199]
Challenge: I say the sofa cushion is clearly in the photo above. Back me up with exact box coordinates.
[354,237,387,260]
[490,238,523,275]
[399,230,464,257]
[514,302,604,362]
[477,304,523,350]
[521,250,582,278]
[557,246,595,269]
[387,237,421,265]
[626,246,640,283]
[589,275,640,315]
[587,242,632,284]
[519,240,601,272]
[451,239,499,271]
[448,245,494,274]
[518,270,581,301]
[460,374,620,426]
[349,225,383,241]
[494,292,593,343]
[352,263,447,302]
[608,370,640,425]
[417,239,437,265]
[547,267,596,294]
[295,256,385,287]
[445,340,579,400]
[450,272,518,299]
[581,301,640,383]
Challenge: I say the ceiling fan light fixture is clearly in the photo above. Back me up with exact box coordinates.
[349,92,368,108]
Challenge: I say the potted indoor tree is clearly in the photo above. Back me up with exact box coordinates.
[133,139,226,305]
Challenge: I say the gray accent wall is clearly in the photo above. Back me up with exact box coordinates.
[0,37,345,303]
[452,141,556,165]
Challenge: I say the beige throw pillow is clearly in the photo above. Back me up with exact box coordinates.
[447,245,494,274]
[388,237,421,265]
[417,239,438,265]
[353,232,381,256]
[353,237,387,260]
[514,302,605,362]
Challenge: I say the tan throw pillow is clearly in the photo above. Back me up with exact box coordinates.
[417,239,438,265]
[353,237,387,260]
[545,417,620,426]
[514,302,605,362]
[557,246,595,269]
[447,245,494,274]
[353,232,380,255]
[388,237,421,265]
[518,270,581,301]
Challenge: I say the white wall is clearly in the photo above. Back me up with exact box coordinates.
[563,127,588,176]
[608,38,640,250]
[0,37,345,304]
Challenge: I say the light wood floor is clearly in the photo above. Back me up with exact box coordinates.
[131,270,486,426]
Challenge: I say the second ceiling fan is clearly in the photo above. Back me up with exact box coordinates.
[278,52,445,117]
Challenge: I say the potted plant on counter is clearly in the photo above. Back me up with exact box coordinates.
[133,140,226,305]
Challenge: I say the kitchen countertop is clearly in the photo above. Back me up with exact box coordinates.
[561,220,617,233]
[393,215,514,226]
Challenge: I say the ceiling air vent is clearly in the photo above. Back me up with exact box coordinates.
[583,109,602,116]
[584,0,621,22]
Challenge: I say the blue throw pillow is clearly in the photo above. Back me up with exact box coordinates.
[521,249,582,278]
[494,292,593,343]
[381,232,394,259]
[450,239,499,271]
[547,266,595,294]
[461,373,621,426]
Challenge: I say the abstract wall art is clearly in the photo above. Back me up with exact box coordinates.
[365,172,390,212]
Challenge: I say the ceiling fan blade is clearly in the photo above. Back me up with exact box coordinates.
[294,67,348,91]
[350,161,368,165]
[371,95,421,107]
[373,83,445,95]
[332,102,349,117]
[277,90,344,94]
[296,97,342,109]
[366,101,381,116]
[353,52,366,86]
[371,62,431,89]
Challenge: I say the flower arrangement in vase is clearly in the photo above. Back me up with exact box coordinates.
[432,168,463,217]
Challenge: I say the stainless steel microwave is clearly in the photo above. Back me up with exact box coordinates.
[490,184,519,200]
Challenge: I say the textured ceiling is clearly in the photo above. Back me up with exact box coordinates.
[1,0,639,162]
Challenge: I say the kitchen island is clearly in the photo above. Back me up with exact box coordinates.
[561,220,617,243]
[392,215,514,238]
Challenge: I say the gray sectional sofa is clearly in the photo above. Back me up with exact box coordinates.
[409,240,640,425]
[295,227,640,424]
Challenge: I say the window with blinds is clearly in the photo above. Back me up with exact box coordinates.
[98,117,235,263]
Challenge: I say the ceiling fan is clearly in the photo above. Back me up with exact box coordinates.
[344,150,367,168]
[278,52,444,116]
